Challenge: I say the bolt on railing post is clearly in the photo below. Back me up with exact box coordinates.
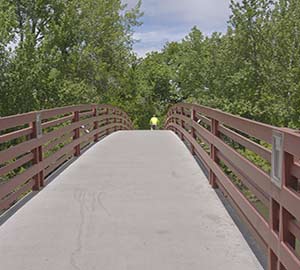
[209,118,219,189]
[31,113,44,190]
[73,110,80,157]
[93,107,99,142]
[191,108,196,155]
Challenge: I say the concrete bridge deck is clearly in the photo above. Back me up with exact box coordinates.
[0,131,262,270]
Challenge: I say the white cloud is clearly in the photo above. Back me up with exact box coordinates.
[125,0,232,26]
[133,29,187,57]
[123,0,238,56]
[134,46,160,57]
[133,30,185,44]
[147,0,229,21]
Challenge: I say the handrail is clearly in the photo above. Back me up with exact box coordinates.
[0,104,133,213]
[165,103,300,270]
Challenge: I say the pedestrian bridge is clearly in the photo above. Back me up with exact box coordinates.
[0,104,300,270]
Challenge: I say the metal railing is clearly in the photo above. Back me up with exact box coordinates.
[0,104,133,213]
[165,103,300,270]
[1,101,300,269]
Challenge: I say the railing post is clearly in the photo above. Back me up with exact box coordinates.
[268,131,282,270]
[123,114,127,129]
[268,249,278,270]
[106,108,109,135]
[281,151,297,251]
[120,112,123,130]
[191,107,196,155]
[209,118,219,189]
[268,131,296,269]
[38,143,44,188]
[268,196,280,270]
[114,110,117,132]
[93,106,99,142]
[180,107,185,140]
[73,110,80,157]
[31,113,44,190]
[172,109,176,128]
[174,107,179,137]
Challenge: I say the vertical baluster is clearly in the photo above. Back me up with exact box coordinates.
[180,107,185,140]
[93,106,99,142]
[191,107,196,155]
[106,108,109,135]
[209,118,218,188]
[120,111,123,130]
[278,151,295,269]
[114,109,117,132]
[31,113,44,190]
[268,130,295,270]
[73,110,80,157]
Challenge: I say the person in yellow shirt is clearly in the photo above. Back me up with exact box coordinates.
[150,115,159,130]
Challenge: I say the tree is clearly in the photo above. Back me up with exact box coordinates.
[0,0,142,116]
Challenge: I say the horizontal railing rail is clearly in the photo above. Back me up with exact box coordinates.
[0,104,133,214]
[165,103,300,270]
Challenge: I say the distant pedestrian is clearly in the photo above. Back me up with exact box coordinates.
[150,115,159,130]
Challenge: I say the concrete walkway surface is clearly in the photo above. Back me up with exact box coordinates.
[0,131,262,270]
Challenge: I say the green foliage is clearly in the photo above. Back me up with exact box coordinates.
[133,0,300,129]
[0,0,142,117]
[1,0,300,130]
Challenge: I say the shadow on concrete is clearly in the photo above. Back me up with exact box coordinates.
[193,155,267,270]
[0,142,96,226]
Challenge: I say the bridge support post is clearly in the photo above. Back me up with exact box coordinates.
[191,108,196,155]
[209,119,219,189]
[268,131,296,270]
[31,113,44,190]
[180,107,185,140]
[124,113,128,129]
[172,109,178,136]
[280,152,296,248]
[73,111,81,157]
[114,109,117,132]
[120,112,124,130]
[93,107,99,142]
[106,108,109,135]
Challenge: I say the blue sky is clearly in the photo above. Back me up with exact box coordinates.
[124,0,235,57]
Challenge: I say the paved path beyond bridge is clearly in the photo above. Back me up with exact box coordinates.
[0,131,262,270]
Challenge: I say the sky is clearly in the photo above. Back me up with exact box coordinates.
[123,0,235,57]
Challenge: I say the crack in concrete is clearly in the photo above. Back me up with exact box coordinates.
[70,190,86,270]
[97,192,111,217]
[70,190,111,270]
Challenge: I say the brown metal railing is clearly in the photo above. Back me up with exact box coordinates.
[165,103,300,270]
[0,104,133,213]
